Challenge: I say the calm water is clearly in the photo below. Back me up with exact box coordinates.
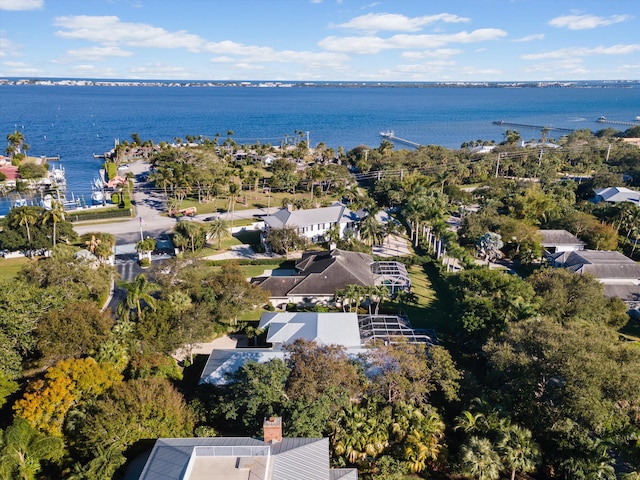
[1,84,639,214]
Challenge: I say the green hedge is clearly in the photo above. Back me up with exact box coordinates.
[68,208,133,222]
[104,161,117,181]
[205,258,294,267]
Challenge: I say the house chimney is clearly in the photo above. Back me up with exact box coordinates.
[263,416,283,443]
[286,204,293,212]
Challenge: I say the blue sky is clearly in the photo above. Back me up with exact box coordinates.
[0,0,638,81]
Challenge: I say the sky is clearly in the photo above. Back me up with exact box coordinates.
[0,0,639,82]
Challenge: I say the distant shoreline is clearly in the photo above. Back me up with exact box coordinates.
[1,78,638,89]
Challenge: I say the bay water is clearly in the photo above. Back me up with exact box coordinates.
[1,84,639,215]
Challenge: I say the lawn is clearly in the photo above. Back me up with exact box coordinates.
[0,256,32,280]
[401,263,454,337]
[620,316,640,342]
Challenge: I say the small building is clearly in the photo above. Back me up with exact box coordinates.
[262,203,361,244]
[592,187,640,205]
[139,417,357,480]
[539,229,586,254]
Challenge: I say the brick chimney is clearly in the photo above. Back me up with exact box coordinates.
[263,416,282,443]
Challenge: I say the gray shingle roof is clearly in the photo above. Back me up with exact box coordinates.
[253,249,375,298]
[554,250,640,280]
[262,204,360,229]
[539,229,585,248]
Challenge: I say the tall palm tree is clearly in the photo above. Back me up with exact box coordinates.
[6,130,25,157]
[460,436,503,480]
[227,183,240,229]
[118,274,159,322]
[358,214,384,247]
[13,206,38,245]
[497,425,541,480]
[41,200,65,247]
[207,218,230,249]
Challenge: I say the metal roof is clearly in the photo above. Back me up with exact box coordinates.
[139,437,355,480]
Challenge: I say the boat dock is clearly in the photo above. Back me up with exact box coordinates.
[596,116,639,127]
[380,131,422,148]
[492,120,574,134]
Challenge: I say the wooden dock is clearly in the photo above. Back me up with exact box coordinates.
[492,121,574,134]
[380,131,421,148]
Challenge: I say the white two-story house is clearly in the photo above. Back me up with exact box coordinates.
[262,202,361,244]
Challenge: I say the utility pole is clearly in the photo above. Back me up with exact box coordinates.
[495,153,505,178]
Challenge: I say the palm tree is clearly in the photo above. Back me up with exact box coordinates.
[460,436,503,480]
[358,214,384,247]
[118,273,159,322]
[207,218,230,249]
[497,425,540,480]
[41,200,65,247]
[333,399,390,465]
[0,418,64,480]
[391,402,445,473]
[13,206,37,245]
[454,410,486,435]
[6,130,25,157]
[227,183,240,229]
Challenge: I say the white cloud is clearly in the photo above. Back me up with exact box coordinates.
[401,48,462,59]
[523,44,640,60]
[0,33,21,57]
[203,40,348,68]
[64,46,133,61]
[128,63,190,79]
[0,0,42,11]
[209,56,235,63]
[319,29,507,54]
[524,60,589,76]
[512,34,544,42]
[53,15,206,51]
[3,61,28,67]
[335,12,470,33]
[549,14,630,30]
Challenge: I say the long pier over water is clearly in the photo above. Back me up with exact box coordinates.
[380,131,421,148]
[492,120,575,134]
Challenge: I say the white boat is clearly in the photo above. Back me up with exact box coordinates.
[49,166,66,185]
[12,196,28,208]
[41,194,53,210]
[91,189,104,205]
[91,178,104,205]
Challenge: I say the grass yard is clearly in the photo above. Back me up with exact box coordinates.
[401,263,454,337]
[620,316,640,342]
[0,256,32,280]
